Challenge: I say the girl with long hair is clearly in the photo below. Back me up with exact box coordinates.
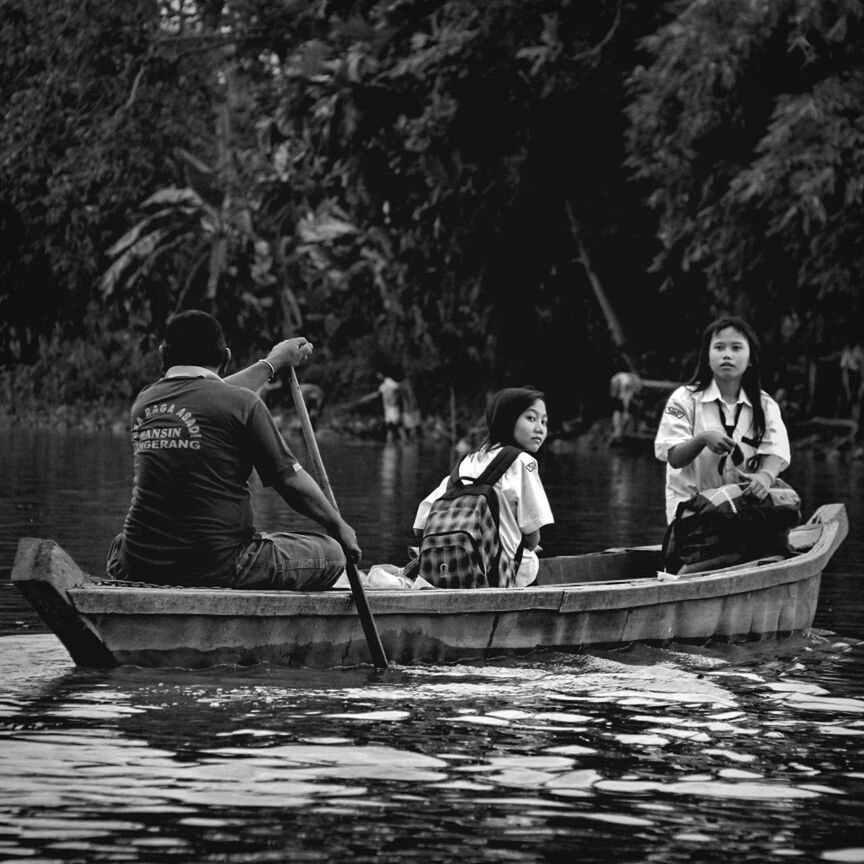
[654,316,791,524]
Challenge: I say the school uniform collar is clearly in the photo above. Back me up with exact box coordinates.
[164,365,222,381]
[700,379,752,407]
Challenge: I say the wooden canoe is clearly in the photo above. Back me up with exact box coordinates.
[11,503,847,669]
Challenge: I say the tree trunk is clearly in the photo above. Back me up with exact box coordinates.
[565,200,640,374]
[449,387,457,443]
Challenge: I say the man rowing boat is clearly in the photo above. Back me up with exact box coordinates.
[106,310,360,589]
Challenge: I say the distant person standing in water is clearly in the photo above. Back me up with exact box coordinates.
[654,316,791,524]
[355,366,404,442]
[839,339,864,422]
[609,370,643,440]
[377,370,403,441]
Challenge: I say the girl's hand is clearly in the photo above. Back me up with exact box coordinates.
[700,430,735,455]
[738,470,774,500]
[522,529,541,551]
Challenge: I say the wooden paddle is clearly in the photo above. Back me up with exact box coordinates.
[287,367,389,670]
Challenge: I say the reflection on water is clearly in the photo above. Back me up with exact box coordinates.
[2,635,864,862]
[1,429,864,862]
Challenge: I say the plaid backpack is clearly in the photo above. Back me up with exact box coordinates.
[419,446,522,589]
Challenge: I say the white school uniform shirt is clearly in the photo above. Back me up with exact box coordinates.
[654,381,790,524]
[413,447,554,587]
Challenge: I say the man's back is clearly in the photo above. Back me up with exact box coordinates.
[122,373,298,585]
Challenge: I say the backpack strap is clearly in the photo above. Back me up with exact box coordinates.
[445,458,462,490]
[446,445,523,490]
[476,445,522,486]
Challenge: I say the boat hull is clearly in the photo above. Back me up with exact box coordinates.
[11,504,848,669]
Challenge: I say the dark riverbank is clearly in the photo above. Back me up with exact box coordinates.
[1,397,861,462]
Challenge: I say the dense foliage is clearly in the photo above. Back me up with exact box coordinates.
[626,0,864,411]
[1,0,861,428]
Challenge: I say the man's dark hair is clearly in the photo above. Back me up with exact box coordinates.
[161,310,227,369]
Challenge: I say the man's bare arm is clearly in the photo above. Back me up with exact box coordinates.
[225,338,313,390]
[273,468,361,563]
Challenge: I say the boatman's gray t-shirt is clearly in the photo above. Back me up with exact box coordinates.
[120,373,300,586]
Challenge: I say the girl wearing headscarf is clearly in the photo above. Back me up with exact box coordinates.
[413,387,554,587]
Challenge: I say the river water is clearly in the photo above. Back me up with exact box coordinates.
[1,429,863,863]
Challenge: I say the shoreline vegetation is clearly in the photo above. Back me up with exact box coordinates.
[2,336,860,457]
[2,384,860,461]
[2,1,861,471]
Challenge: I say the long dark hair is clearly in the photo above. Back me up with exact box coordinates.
[688,316,766,444]
[479,386,546,451]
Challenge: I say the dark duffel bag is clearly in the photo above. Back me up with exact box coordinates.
[662,481,802,575]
